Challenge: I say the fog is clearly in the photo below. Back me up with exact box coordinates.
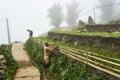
[98,0,120,23]
[99,0,115,23]
[0,0,120,44]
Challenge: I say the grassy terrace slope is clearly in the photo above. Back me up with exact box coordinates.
[51,30,120,37]
[26,39,106,80]
[38,37,120,59]
[37,37,120,79]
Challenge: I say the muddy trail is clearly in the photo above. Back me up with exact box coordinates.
[12,43,40,80]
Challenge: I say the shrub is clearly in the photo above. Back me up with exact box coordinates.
[0,44,18,80]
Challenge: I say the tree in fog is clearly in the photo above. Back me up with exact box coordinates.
[66,0,80,25]
[47,3,63,28]
[99,0,115,23]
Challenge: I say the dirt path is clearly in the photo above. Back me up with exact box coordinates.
[12,43,40,80]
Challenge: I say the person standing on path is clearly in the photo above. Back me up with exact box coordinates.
[27,29,33,39]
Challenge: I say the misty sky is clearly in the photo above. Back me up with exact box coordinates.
[0,0,116,44]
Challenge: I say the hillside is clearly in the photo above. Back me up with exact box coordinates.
[35,25,120,79]
[24,24,120,80]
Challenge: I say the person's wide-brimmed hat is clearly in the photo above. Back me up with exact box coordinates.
[45,42,49,46]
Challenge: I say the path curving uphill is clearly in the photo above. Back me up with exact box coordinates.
[12,43,40,80]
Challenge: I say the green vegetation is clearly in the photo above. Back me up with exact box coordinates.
[0,44,18,80]
[39,37,120,71]
[39,37,120,59]
[26,39,106,80]
[51,30,120,37]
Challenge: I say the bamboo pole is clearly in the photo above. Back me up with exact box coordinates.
[61,46,120,62]
[61,49,120,73]
[60,50,120,78]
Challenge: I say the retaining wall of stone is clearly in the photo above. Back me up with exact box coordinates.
[48,32,120,53]
[86,24,120,32]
